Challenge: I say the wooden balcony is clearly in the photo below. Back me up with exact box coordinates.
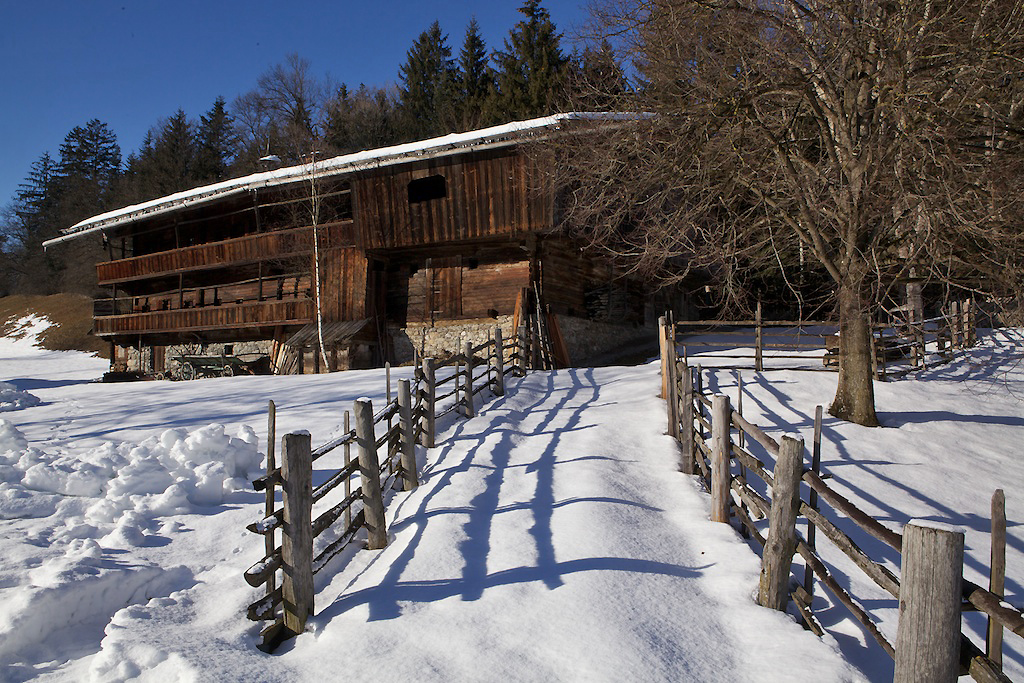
[93,299,313,337]
[96,221,353,286]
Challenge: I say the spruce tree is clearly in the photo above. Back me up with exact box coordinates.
[398,21,457,139]
[195,96,237,183]
[454,18,494,130]
[491,0,569,121]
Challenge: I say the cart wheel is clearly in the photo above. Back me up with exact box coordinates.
[222,364,234,377]
[181,362,196,381]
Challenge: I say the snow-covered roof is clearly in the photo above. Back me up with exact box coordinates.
[44,112,638,247]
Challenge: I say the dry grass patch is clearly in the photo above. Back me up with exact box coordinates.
[0,294,109,357]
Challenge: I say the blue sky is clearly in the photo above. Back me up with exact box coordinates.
[1,1,589,211]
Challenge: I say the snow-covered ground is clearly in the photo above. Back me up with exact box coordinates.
[0,315,1021,681]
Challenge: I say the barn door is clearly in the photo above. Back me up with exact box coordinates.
[427,256,462,322]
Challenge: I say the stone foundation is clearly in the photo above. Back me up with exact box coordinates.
[389,314,653,367]
[388,317,515,365]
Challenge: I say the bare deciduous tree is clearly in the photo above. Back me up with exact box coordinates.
[559,0,1024,425]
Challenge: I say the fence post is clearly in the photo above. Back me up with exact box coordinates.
[666,329,679,439]
[967,297,976,346]
[659,315,670,399]
[397,379,418,491]
[354,399,388,550]
[804,405,823,598]
[989,489,1006,667]
[463,341,475,418]
[755,301,764,372]
[493,327,506,397]
[757,434,804,611]
[894,521,964,683]
[710,394,732,524]
[679,360,695,475]
[343,410,351,529]
[265,400,277,598]
[281,432,314,635]
[421,358,438,448]
[950,300,961,349]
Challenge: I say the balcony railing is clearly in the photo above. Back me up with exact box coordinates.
[96,221,353,285]
[93,299,314,336]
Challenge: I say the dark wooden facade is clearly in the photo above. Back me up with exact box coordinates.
[78,130,649,369]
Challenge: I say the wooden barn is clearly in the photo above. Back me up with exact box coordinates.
[45,113,671,377]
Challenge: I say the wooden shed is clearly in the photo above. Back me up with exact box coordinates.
[46,113,669,375]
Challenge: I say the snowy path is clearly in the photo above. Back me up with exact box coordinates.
[78,365,855,682]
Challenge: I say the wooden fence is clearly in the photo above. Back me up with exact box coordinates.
[670,299,977,379]
[243,327,521,652]
[660,317,1020,682]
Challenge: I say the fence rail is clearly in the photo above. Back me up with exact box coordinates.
[671,299,977,378]
[660,315,1018,682]
[244,327,522,652]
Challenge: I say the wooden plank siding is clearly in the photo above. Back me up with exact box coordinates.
[96,221,354,286]
[94,300,313,336]
[352,147,554,250]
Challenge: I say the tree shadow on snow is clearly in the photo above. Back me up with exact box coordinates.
[314,368,708,626]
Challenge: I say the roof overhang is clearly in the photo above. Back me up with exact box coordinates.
[44,112,643,248]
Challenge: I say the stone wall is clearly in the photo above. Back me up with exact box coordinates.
[388,314,653,367]
[552,315,654,365]
[115,340,273,377]
[388,317,515,365]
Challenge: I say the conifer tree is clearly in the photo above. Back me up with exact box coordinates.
[491,0,568,121]
[454,18,494,130]
[398,21,457,139]
[195,96,237,183]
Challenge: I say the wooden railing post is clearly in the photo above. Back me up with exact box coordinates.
[967,297,976,347]
[463,341,475,418]
[354,399,388,550]
[659,315,670,399]
[281,432,313,635]
[804,406,823,598]
[710,394,732,523]
[493,327,505,397]
[755,301,764,372]
[421,357,436,448]
[950,300,961,349]
[397,379,418,491]
[989,489,1006,667]
[894,521,964,683]
[666,328,679,439]
[679,360,695,475]
[265,400,277,598]
[757,434,804,611]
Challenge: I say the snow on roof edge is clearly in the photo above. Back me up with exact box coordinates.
[44,112,640,248]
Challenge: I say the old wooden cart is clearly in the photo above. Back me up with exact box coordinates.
[174,354,262,380]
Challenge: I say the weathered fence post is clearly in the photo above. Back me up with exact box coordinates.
[950,300,961,349]
[421,357,436,448]
[679,360,695,475]
[343,409,351,528]
[894,521,965,683]
[758,434,804,611]
[463,340,475,417]
[659,315,670,399]
[804,405,823,598]
[493,327,505,397]
[265,400,277,597]
[755,301,764,372]
[967,297,977,347]
[397,379,418,491]
[666,329,680,439]
[354,399,388,550]
[710,394,732,524]
[281,432,314,635]
[989,489,1006,667]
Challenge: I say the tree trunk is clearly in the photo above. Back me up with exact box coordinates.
[830,274,879,426]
